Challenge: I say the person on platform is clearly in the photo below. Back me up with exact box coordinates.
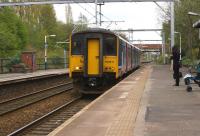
[171,46,180,86]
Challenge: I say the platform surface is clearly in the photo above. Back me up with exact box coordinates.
[48,65,151,136]
[48,65,200,136]
[0,69,68,85]
[134,65,200,136]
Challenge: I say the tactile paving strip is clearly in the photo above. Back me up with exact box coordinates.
[105,66,151,136]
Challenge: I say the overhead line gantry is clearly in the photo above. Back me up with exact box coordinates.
[0,0,173,6]
[114,29,163,32]
[0,0,175,51]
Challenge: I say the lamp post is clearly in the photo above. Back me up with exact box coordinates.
[162,32,166,64]
[44,34,56,70]
[174,31,182,60]
[188,12,200,17]
[56,40,69,68]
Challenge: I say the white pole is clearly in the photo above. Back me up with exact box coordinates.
[95,0,98,25]
[199,29,200,39]
[64,48,67,68]
[180,33,182,60]
[44,35,48,70]
[162,32,166,64]
[163,33,166,64]
[170,2,175,50]
[44,35,56,70]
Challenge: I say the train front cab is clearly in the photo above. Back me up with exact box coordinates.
[69,31,118,88]
[69,34,84,79]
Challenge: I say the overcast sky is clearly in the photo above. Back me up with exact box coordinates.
[54,2,168,44]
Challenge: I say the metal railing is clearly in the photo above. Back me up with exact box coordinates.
[0,58,69,74]
[36,58,69,70]
[0,58,11,74]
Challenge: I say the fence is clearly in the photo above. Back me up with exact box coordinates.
[0,58,11,74]
[36,58,69,70]
[0,58,69,74]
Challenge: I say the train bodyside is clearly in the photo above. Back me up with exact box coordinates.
[117,37,141,78]
[69,29,141,93]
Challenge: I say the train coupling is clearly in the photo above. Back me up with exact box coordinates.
[88,78,97,87]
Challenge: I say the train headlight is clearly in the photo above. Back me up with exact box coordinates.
[75,66,80,70]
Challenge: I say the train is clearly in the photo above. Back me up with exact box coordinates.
[69,28,141,94]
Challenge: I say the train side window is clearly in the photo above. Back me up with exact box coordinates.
[104,35,116,56]
[119,40,123,66]
[72,41,82,55]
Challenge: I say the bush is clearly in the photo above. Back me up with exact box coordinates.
[182,58,193,67]
[156,56,165,64]
[5,56,21,69]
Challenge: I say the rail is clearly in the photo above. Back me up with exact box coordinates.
[0,82,73,116]
[7,96,87,136]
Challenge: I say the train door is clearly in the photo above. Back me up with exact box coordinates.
[87,39,100,75]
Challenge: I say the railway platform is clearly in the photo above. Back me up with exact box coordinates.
[0,69,69,85]
[48,65,200,136]
[48,65,150,136]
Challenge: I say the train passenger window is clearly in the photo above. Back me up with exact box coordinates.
[104,35,116,56]
[118,41,123,66]
[71,34,84,55]
[72,41,82,55]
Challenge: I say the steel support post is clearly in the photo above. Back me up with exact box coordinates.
[170,2,175,50]
[95,0,98,25]
[162,32,166,64]
[64,47,67,68]
[44,36,48,70]
[180,33,182,60]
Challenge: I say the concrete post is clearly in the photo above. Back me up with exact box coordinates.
[170,2,175,50]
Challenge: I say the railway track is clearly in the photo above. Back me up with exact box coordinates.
[8,96,93,136]
[0,81,73,116]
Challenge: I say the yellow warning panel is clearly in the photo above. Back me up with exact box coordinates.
[88,39,99,75]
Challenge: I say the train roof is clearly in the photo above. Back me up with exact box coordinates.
[72,28,115,35]
[73,28,142,52]
[118,35,142,51]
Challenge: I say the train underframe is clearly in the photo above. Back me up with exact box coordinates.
[72,73,116,94]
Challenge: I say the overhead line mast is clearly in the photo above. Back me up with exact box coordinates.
[0,0,174,6]
[95,0,98,25]
[97,2,104,26]
[0,0,175,48]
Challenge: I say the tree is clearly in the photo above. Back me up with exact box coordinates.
[0,3,76,59]
[65,4,73,25]
[0,7,27,58]
[161,0,200,60]
[13,5,58,57]
[40,5,57,34]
